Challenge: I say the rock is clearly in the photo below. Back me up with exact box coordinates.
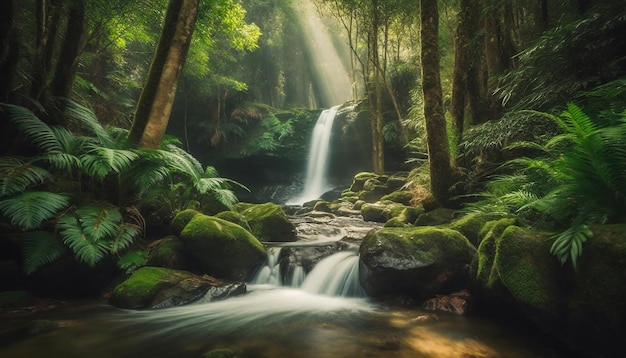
[313,200,332,213]
[215,211,252,232]
[422,289,473,315]
[349,172,378,192]
[361,202,394,223]
[234,202,297,242]
[146,235,189,270]
[414,208,456,226]
[447,213,509,246]
[380,190,413,206]
[180,214,267,281]
[359,227,476,299]
[0,319,62,347]
[202,349,236,358]
[171,209,202,235]
[109,267,246,309]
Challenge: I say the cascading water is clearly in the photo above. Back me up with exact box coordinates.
[287,105,340,205]
[251,246,365,297]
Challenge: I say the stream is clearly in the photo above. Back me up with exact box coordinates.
[0,213,567,357]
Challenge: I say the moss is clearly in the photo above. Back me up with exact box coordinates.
[449,213,509,247]
[495,226,562,314]
[380,190,413,205]
[146,235,188,269]
[349,172,378,191]
[203,349,236,358]
[215,211,251,232]
[361,203,393,223]
[384,218,407,227]
[111,267,177,308]
[171,209,201,235]
[234,202,296,242]
[414,208,455,226]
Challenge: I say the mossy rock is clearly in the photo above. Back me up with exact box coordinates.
[389,206,423,226]
[313,200,332,212]
[386,175,407,190]
[146,235,189,270]
[171,209,202,235]
[564,224,626,356]
[181,215,267,281]
[215,211,251,232]
[203,349,236,358]
[384,218,408,227]
[414,208,455,226]
[359,226,476,299]
[349,172,378,192]
[110,266,246,309]
[380,190,413,206]
[234,202,296,242]
[361,202,394,223]
[448,213,508,247]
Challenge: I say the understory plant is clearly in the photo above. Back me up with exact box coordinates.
[463,101,626,269]
[0,102,241,274]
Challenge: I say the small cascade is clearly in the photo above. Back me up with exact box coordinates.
[251,247,364,297]
[287,105,340,205]
[301,251,364,297]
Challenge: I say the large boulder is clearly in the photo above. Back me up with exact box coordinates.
[234,202,296,242]
[180,214,267,281]
[109,267,246,309]
[146,235,189,270]
[470,223,626,358]
[359,227,476,299]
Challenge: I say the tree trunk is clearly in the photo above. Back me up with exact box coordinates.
[0,0,18,102]
[369,0,385,174]
[420,0,454,205]
[128,0,200,149]
[51,0,85,99]
[30,0,62,102]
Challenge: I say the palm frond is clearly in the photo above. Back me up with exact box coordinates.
[0,103,62,153]
[0,191,71,230]
[0,158,52,198]
[22,231,66,274]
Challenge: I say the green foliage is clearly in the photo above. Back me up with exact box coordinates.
[240,115,294,156]
[117,250,149,275]
[467,102,626,268]
[1,103,242,274]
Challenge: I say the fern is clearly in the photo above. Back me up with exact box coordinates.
[81,145,138,181]
[0,158,52,198]
[117,250,148,275]
[0,103,62,153]
[75,205,123,241]
[0,191,71,230]
[22,231,66,274]
[63,100,115,148]
[57,212,109,267]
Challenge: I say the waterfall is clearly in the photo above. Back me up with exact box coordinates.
[288,105,340,205]
[251,248,365,297]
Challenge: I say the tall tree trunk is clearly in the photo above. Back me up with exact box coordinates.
[51,0,85,99]
[420,0,454,205]
[0,0,18,102]
[369,0,385,174]
[128,0,200,149]
[30,0,62,102]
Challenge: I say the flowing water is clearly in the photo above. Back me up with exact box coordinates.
[0,216,568,357]
[287,105,340,205]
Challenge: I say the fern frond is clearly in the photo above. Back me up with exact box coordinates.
[0,191,71,230]
[110,223,141,254]
[0,103,62,153]
[22,231,66,274]
[75,205,123,241]
[117,250,148,274]
[57,213,109,267]
[550,224,592,270]
[80,146,138,181]
[63,100,114,147]
[211,188,239,209]
[0,158,52,197]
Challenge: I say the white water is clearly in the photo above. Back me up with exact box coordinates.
[288,105,340,205]
[252,247,365,297]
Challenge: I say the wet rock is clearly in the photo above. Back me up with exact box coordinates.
[414,207,456,226]
[234,202,297,242]
[146,235,189,270]
[180,214,267,281]
[422,289,473,315]
[359,226,475,299]
[110,267,246,309]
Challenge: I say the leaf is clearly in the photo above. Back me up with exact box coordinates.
[0,158,52,198]
[75,205,123,242]
[57,213,109,267]
[0,191,71,230]
[80,146,138,181]
[110,223,141,254]
[21,231,66,274]
[0,104,62,153]
[117,250,148,274]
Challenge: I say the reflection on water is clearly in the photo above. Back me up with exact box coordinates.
[0,286,565,358]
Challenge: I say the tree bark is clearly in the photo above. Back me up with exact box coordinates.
[51,0,85,99]
[30,0,62,102]
[128,0,200,149]
[0,0,18,102]
[420,0,454,205]
[369,0,385,174]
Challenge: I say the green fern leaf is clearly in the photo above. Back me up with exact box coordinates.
[81,146,138,181]
[0,104,62,153]
[75,205,123,242]
[63,101,115,147]
[0,191,71,230]
[110,223,141,254]
[57,213,109,267]
[117,250,148,274]
[22,231,66,274]
[0,158,52,197]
